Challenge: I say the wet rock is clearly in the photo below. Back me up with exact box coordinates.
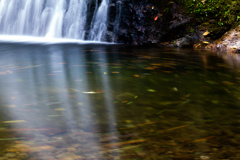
[170,36,193,48]
[208,25,240,52]
[164,26,213,48]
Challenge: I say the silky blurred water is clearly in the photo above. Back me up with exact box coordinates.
[0,43,240,159]
[0,0,109,40]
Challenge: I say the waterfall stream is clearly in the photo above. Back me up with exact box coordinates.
[0,0,111,41]
[88,0,109,41]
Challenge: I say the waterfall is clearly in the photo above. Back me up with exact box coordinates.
[45,0,66,38]
[0,0,111,41]
[63,0,88,39]
[88,0,109,41]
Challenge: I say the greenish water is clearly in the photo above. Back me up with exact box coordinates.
[0,43,240,159]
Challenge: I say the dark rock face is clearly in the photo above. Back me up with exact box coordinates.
[116,0,162,45]
[160,2,191,42]
[107,0,192,45]
[96,0,239,48]
[108,0,160,44]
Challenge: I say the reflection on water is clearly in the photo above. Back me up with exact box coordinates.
[0,44,240,159]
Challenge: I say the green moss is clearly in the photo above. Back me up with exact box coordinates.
[180,0,240,26]
[150,0,240,40]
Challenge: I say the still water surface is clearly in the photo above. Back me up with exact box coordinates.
[0,43,240,159]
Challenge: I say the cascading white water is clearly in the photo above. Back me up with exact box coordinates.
[0,0,110,41]
[45,0,66,38]
[63,0,88,39]
[88,0,109,41]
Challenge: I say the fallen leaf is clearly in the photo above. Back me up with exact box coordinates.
[206,80,217,84]
[125,120,132,123]
[111,66,122,69]
[120,121,156,130]
[104,139,146,147]
[82,91,100,94]
[54,108,65,111]
[188,136,215,143]
[167,124,189,131]
[147,89,156,92]
[150,63,161,66]
[222,81,235,86]
[162,70,173,73]
[6,105,16,108]
[0,137,24,141]
[173,87,178,91]
[134,75,140,77]
[126,101,133,105]
[103,145,141,153]
[3,120,26,123]
[203,31,210,36]
[144,67,155,70]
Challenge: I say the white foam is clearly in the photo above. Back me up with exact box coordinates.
[0,35,112,44]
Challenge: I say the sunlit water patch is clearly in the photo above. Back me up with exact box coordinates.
[0,44,240,159]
